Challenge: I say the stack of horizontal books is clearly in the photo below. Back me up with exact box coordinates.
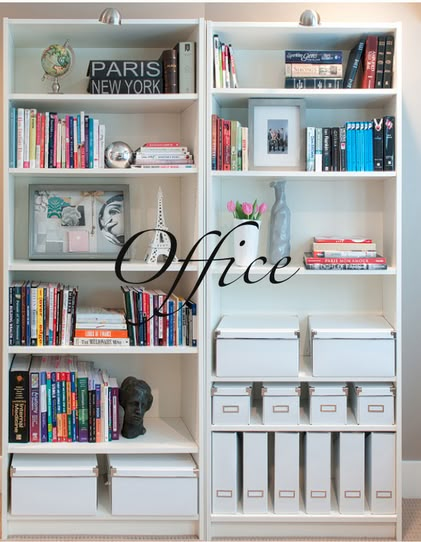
[131,141,194,169]
[284,50,343,89]
[74,307,129,346]
[303,236,387,270]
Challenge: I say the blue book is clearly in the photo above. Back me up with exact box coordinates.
[366,121,374,171]
[69,115,74,168]
[186,300,197,347]
[46,370,53,442]
[70,369,77,442]
[25,281,31,346]
[345,122,355,172]
[285,50,343,64]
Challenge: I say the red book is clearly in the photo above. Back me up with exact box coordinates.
[211,114,218,170]
[217,116,223,170]
[361,35,378,89]
[313,236,373,244]
[304,252,386,265]
[39,113,45,168]
[222,119,231,171]
[144,142,180,147]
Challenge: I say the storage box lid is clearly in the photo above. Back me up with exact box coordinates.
[261,382,301,396]
[352,382,395,396]
[309,383,348,396]
[108,454,198,478]
[309,314,395,339]
[215,314,299,339]
[212,382,252,396]
[11,454,98,478]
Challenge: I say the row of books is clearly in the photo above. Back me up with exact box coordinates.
[9,281,79,347]
[211,114,248,171]
[345,34,394,89]
[131,142,194,168]
[303,236,387,270]
[213,34,239,89]
[9,354,119,443]
[121,286,197,347]
[306,116,395,173]
[9,108,106,169]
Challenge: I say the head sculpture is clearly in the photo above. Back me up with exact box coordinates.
[119,377,153,438]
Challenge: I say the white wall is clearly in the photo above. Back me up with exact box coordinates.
[0,1,420,461]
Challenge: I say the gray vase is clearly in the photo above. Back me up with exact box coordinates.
[268,180,291,264]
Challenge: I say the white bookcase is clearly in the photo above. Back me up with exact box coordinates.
[2,16,402,542]
[205,21,401,541]
[2,18,205,539]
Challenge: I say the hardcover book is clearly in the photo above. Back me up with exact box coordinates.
[9,354,32,443]
[284,78,343,89]
[343,37,366,88]
[175,41,195,93]
[285,50,343,64]
[382,35,395,88]
[375,36,386,88]
[159,49,178,93]
[361,35,378,89]
[384,116,395,170]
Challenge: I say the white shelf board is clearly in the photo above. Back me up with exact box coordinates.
[9,259,198,272]
[212,88,397,109]
[10,167,198,177]
[211,170,396,181]
[9,94,198,114]
[9,417,198,454]
[9,345,198,355]
[209,262,396,277]
[211,406,396,433]
[212,356,397,383]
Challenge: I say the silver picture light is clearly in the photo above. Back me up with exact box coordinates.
[299,9,321,27]
[98,7,122,25]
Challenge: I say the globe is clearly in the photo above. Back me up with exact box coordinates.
[41,42,73,93]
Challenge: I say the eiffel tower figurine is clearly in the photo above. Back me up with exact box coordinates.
[144,186,178,264]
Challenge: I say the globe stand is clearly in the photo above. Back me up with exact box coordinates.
[51,77,61,94]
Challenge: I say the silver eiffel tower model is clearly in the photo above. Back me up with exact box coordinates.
[144,186,178,264]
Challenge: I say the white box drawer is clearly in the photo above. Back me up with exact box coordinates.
[215,315,299,378]
[273,432,300,514]
[309,383,348,425]
[334,433,365,514]
[305,432,331,514]
[350,383,395,425]
[365,432,396,514]
[11,454,98,516]
[108,454,198,516]
[243,432,268,514]
[309,315,395,378]
[262,383,301,425]
[212,432,239,514]
[212,383,252,425]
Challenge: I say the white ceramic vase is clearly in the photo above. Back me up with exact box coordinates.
[233,218,261,267]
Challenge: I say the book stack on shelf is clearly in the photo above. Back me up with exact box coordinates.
[121,286,197,347]
[9,109,106,169]
[9,354,119,444]
[343,34,394,89]
[306,115,395,172]
[9,281,78,347]
[284,49,344,89]
[211,114,248,171]
[212,35,239,89]
[303,236,387,270]
[132,141,194,169]
[74,307,129,347]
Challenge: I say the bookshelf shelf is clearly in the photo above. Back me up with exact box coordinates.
[10,93,199,114]
[9,259,199,272]
[10,167,199,177]
[9,417,198,454]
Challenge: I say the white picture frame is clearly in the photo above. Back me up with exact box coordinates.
[248,98,305,170]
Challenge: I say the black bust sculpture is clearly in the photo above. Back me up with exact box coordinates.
[119,376,153,438]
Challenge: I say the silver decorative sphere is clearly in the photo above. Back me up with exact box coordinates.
[299,9,321,26]
[104,141,134,168]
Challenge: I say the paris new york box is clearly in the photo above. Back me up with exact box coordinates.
[87,60,163,94]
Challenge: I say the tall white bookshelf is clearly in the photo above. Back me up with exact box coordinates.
[205,21,402,541]
[2,18,205,539]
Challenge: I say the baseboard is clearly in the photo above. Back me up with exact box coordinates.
[403,460,421,498]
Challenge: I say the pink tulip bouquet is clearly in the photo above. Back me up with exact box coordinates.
[227,199,267,220]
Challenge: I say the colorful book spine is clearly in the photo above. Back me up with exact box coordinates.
[285,50,343,63]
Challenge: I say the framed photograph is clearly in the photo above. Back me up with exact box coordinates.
[248,98,306,170]
[29,184,130,260]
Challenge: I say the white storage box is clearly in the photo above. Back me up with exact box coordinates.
[215,315,300,377]
[212,382,252,425]
[243,432,268,514]
[212,432,240,514]
[107,454,198,516]
[334,433,365,514]
[11,454,98,516]
[273,432,300,514]
[365,432,396,514]
[350,383,395,425]
[309,383,348,425]
[309,315,396,378]
[261,383,301,425]
[305,432,331,514]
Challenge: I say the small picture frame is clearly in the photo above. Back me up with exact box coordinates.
[248,98,306,170]
[28,184,130,260]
